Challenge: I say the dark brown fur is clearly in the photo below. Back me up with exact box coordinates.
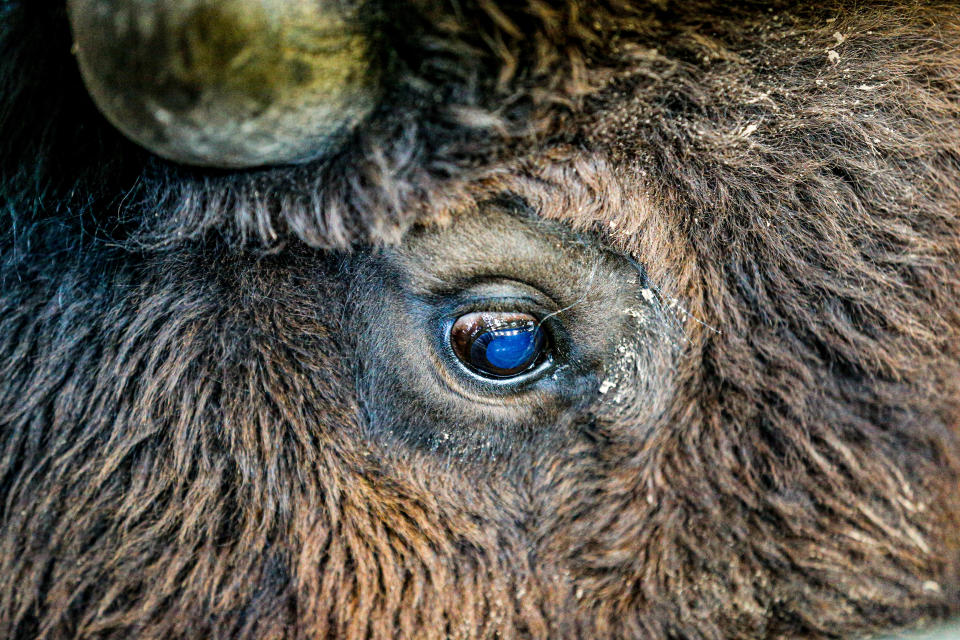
[2,1,960,638]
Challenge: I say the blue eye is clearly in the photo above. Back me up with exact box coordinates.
[450,312,548,378]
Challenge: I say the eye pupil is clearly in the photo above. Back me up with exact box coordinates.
[474,326,543,371]
[451,312,548,378]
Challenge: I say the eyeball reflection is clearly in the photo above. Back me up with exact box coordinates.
[449,312,547,378]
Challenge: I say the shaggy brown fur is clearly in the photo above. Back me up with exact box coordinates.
[2,1,960,639]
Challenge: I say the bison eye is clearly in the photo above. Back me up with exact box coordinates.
[449,312,549,379]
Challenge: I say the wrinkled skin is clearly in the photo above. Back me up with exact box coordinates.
[2,1,960,639]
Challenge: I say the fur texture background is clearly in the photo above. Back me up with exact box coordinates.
[2,1,960,638]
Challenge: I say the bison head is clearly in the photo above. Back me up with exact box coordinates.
[2,1,960,638]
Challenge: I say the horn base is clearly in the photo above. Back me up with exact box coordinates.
[68,0,378,168]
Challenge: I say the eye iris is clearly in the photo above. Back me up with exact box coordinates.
[451,312,548,378]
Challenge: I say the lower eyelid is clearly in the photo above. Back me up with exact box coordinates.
[426,342,549,406]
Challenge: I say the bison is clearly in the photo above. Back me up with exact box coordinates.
[2,1,960,638]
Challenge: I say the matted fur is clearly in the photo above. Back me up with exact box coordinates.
[2,1,960,639]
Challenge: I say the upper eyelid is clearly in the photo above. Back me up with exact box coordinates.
[444,296,546,317]
[428,277,562,311]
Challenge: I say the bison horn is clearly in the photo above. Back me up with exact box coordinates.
[67,0,379,168]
